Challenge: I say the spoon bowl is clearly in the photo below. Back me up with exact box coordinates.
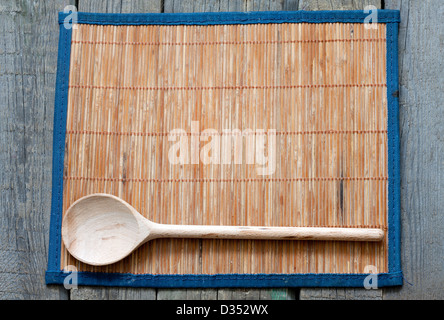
[62,193,385,266]
[62,194,152,266]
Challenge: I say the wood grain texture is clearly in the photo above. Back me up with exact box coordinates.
[163,0,298,12]
[157,288,218,300]
[78,0,162,13]
[382,0,444,300]
[0,0,73,299]
[156,287,295,300]
[71,286,156,300]
[298,0,381,10]
[300,288,382,300]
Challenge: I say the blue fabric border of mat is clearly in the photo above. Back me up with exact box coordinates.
[46,10,402,288]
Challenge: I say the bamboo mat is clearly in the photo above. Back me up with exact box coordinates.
[61,22,388,275]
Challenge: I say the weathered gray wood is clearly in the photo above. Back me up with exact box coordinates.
[163,0,299,13]
[217,289,261,300]
[300,288,382,300]
[70,286,156,300]
[216,288,296,300]
[156,288,297,301]
[283,0,300,11]
[298,0,381,10]
[78,0,162,13]
[245,0,287,11]
[156,288,218,300]
[382,0,444,300]
[0,0,74,299]
[258,288,297,300]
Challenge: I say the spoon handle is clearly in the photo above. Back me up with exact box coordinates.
[150,224,384,242]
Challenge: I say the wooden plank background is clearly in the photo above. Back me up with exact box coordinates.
[1,0,443,300]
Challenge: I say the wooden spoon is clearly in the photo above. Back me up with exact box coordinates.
[62,193,385,266]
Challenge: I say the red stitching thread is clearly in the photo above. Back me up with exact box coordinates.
[68,83,387,90]
[71,38,386,46]
[63,176,388,182]
[65,130,388,136]
[298,225,388,230]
